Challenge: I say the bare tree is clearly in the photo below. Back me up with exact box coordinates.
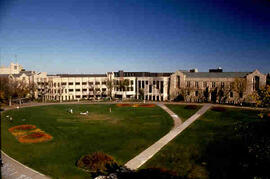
[14,80,29,106]
[38,81,51,102]
[89,83,96,100]
[233,78,247,103]
[115,79,130,99]
[105,78,114,100]
[138,88,144,100]
[28,81,37,100]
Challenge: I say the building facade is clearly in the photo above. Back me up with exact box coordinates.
[0,63,267,103]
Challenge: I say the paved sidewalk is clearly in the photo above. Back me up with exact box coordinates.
[157,103,183,127]
[1,151,50,179]
[125,104,212,170]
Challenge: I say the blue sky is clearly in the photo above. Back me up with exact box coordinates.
[0,0,269,74]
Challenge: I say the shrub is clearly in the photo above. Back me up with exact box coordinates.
[184,105,198,110]
[211,107,226,112]
[77,152,118,175]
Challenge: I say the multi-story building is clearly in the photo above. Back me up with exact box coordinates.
[0,62,267,103]
[170,68,266,103]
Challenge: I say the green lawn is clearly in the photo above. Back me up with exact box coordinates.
[166,104,201,121]
[143,107,269,179]
[1,104,173,178]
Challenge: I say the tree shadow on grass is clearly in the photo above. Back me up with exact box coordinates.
[201,118,270,179]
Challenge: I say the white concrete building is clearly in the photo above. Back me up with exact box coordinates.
[0,62,267,103]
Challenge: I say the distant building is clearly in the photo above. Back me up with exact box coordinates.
[0,63,267,103]
[0,62,23,74]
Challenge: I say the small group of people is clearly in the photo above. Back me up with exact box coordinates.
[68,109,88,115]
[6,115,13,122]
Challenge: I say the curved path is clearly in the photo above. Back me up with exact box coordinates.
[1,151,49,179]
[125,103,212,170]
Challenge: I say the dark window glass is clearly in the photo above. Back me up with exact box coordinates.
[221,82,225,88]
[177,76,180,88]
[195,82,199,88]
[187,81,190,87]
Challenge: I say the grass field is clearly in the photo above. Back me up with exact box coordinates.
[1,104,173,178]
[166,104,201,121]
[143,107,269,179]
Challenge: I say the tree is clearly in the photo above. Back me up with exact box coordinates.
[249,85,270,108]
[115,79,130,99]
[38,81,50,102]
[28,81,37,100]
[105,79,114,100]
[14,80,29,106]
[233,78,247,103]
[138,88,144,100]
[58,84,65,103]
[0,76,15,105]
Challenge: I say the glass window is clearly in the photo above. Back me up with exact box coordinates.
[187,81,191,87]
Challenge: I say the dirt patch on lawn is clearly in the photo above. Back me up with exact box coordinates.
[116,104,155,107]
[76,113,114,121]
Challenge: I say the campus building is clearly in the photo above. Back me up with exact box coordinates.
[0,63,267,103]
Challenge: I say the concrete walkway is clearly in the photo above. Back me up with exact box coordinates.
[157,103,183,127]
[1,151,50,179]
[125,103,212,170]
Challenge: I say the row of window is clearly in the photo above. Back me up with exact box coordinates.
[115,87,134,91]
[47,94,107,100]
[186,90,241,98]
[186,81,229,88]
[114,80,134,85]
[142,95,164,101]
[52,81,107,87]
[49,88,106,94]
[138,80,164,93]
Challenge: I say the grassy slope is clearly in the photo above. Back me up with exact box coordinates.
[166,104,201,121]
[1,104,173,179]
[143,107,261,179]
